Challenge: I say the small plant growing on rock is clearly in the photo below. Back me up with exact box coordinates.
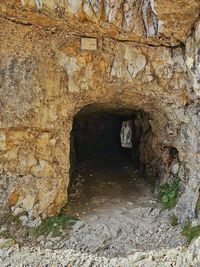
[170,215,179,226]
[31,214,79,237]
[157,178,180,209]
[196,198,200,216]
[0,229,12,239]
[182,221,200,243]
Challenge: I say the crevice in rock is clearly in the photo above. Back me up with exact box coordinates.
[0,4,183,48]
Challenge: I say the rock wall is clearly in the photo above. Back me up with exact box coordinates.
[0,0,200,221]
[2,0,200,44]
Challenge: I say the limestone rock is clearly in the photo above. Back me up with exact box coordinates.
[0,0,199,223]
[1,0,200,45]
[111,43,146,82]
[0,238,15,249]
[0,238,200,266]
[186,20,200,97]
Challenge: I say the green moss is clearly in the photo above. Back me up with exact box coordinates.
[156,178,180,209]
[182,221,200,243]
[0,213,17,227]
[196,197,200,217]
[170,215,179,227]
[31,214,79,237]
[0,230,12,239]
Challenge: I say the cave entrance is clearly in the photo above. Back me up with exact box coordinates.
[66,104,157,216]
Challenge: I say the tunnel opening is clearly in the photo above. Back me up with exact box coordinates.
[67,104,157,216]
[71,109,131,165]
[70,104,154,173]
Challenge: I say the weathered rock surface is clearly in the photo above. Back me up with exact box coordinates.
[0,0,200,224]
[1,0,200,45]
[186,20,200,97]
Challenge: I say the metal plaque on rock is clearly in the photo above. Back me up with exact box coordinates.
[81,37,97,51]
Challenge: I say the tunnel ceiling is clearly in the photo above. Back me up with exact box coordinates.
[74,104,149,119]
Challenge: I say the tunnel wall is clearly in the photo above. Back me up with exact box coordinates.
[0,8,200,222]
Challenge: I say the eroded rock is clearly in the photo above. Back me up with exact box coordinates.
[0,0,199,226]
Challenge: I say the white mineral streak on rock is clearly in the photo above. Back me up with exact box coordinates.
[186,21,200,97]
[0,132,6,151]
[105,0,120,24]
[83,0,101,19]
[142,0,159,37]
[111,43,146,82]
[67,0,82,14]
[59,54,81,93]
[35,0,42,10]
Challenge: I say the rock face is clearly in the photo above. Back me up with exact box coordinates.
[186,20,200,97]
[0,0,200,222]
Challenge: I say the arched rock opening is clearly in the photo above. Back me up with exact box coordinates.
[67,104,160,214]
[70,104,154,178]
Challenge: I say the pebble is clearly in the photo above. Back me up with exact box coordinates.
[44,241,53,249]
[73,221,85,231]
[37,235,45,242]
[50,236,61,242]
[0,226,7,233]
[149,200,156,204]
[0,238,16,249]
[40,240,45,246]
[46,232,53,240]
